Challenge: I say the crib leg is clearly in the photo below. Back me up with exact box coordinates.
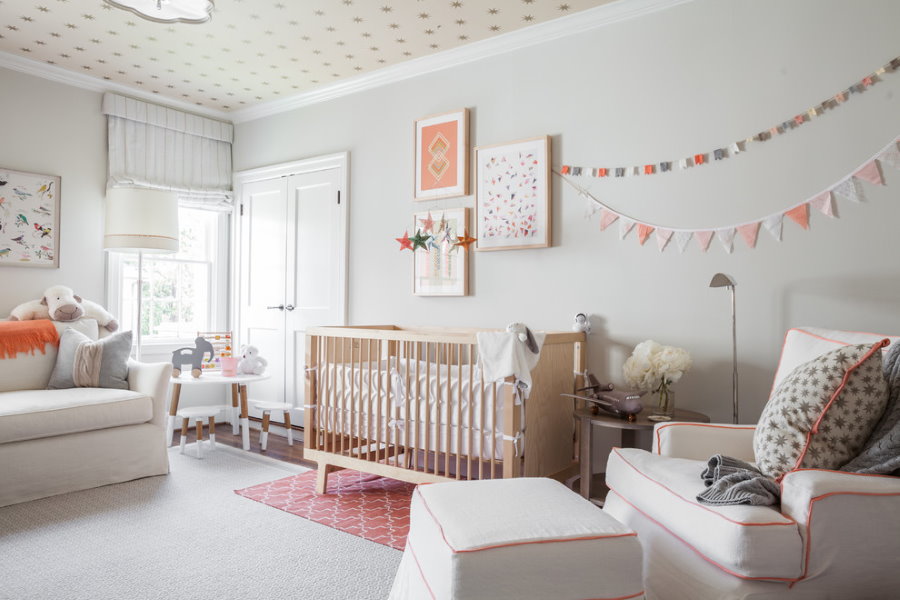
[315,463,336,495]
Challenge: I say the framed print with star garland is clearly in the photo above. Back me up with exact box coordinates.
[415,108,469,201]
[475,135,551,251]
[413,207,469,296]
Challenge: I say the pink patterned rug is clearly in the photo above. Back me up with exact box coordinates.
[235,469,415,550]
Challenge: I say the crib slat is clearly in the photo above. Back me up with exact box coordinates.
[455,344,462,480]
[413,341,421,474]
[467,343,473,481]
[491,382,497,479]
[479,364,485,481]
[366,338,373,463]
[424,342,432,476]
[404,341,411,469]
[444,342,452,477]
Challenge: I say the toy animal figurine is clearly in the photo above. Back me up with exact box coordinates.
[171,336,215,378]
[506,322,539,354]
[8,285,119,331]
[237,345,267,376]
[572,313,592,334]
[562,372,645,421]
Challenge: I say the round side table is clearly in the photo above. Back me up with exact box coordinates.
[168,372,270,451]
[575,407,709,502]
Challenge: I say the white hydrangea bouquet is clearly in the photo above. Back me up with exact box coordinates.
[623,340,692,420]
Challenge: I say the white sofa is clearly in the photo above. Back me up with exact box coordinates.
[604,327,900,600]
[0,320,171,507]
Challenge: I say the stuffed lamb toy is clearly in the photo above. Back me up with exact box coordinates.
[8,285,119,332]
[506,322,539,354]
[237,345,267,376]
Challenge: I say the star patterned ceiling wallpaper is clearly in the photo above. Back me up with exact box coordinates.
[0,0,616,113]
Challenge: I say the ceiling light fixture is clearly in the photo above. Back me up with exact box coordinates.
[104,0,214,24]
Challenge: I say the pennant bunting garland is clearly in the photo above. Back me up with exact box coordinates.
[809,191,836,217]
[599,208,619,231]
[694,231,715,252]
[673,231,693,253]
[716,228,736,254]
[637,224,655,245]
[762,214,784,242]
[853,161,884,186]
[557,56,900,181]
[656,228,673,251]
[785,204,810,229]
[737,222,761,249]
[556,136,898,253]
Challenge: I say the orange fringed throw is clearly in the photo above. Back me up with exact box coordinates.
[0,319,60,359]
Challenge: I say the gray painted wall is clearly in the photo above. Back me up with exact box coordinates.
[0,69,107,310]
[233,0,900,425]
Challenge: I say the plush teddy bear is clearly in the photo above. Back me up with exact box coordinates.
[237,345,267,376]
[8,285,119,332]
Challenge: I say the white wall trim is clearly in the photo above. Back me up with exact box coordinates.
[0,50,230,121]
[227,0,690,123]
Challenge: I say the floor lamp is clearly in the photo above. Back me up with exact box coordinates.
[709,273,739,424]
[104,188,179,360]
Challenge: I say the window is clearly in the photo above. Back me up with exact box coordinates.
[108,207,229,353]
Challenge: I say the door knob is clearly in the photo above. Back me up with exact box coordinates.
[266,304,285,310]
[285,304,295,311]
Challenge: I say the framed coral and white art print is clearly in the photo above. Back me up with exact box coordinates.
[475,135,551,251]
[413,207,469,296]
[0,168,60,268]
[414,108,469,201]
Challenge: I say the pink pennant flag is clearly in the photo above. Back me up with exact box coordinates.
[599,208,619,231]
[637,224,655,246]
[809,191,836,217]
[694,231,714,252]
[737,222,761,249]
[785,204,810,229]
[655,228,673,252]
[853,161,884,185]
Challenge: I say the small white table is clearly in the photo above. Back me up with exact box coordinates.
[168,372,270,451]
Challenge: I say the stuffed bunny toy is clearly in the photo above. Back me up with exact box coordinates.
[237,345,268,376]
[506,322,539,354]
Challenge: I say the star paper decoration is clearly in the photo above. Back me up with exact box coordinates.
[409,229,431,251]
[419,212,435,233]
[454,230,477,250]
[395,230,413,251]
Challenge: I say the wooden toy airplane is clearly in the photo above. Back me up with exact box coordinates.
[562,373,645,420]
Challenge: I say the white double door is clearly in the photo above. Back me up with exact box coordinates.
[237,155,347,428]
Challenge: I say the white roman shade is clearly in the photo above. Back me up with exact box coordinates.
[102,92,233,211]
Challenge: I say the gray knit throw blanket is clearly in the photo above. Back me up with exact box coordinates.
[697,455,780,506]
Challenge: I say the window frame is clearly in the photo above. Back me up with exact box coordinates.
[106,207,231,361]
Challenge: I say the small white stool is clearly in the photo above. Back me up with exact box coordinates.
[176,405,223,459]
[250,400,294,451]
[389,478,644,600]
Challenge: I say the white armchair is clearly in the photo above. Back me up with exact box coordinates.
[603,328,900,600]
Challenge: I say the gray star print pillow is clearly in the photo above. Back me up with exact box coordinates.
[754,340,890,480]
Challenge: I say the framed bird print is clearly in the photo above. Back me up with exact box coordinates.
[0,168,61,268]
[475,135,551,251]
[414,108,469,201]
[412,207,469,296]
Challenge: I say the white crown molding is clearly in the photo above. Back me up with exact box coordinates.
[228,0,691,123]
[0,0,689,125]
[0,50,230,121]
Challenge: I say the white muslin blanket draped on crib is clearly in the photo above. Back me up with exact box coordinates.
[475,331,546,396]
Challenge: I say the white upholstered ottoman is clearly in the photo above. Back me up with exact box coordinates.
[389,478,644,600]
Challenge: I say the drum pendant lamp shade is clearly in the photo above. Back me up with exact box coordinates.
[104,188,179,253]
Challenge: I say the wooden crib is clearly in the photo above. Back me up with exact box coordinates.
[304,325,586,494]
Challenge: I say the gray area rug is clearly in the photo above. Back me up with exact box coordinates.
[0,446,401,600]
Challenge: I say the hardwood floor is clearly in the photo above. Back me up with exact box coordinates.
[173,421,316,468]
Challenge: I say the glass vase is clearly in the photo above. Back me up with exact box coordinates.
[649,385,675,422]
